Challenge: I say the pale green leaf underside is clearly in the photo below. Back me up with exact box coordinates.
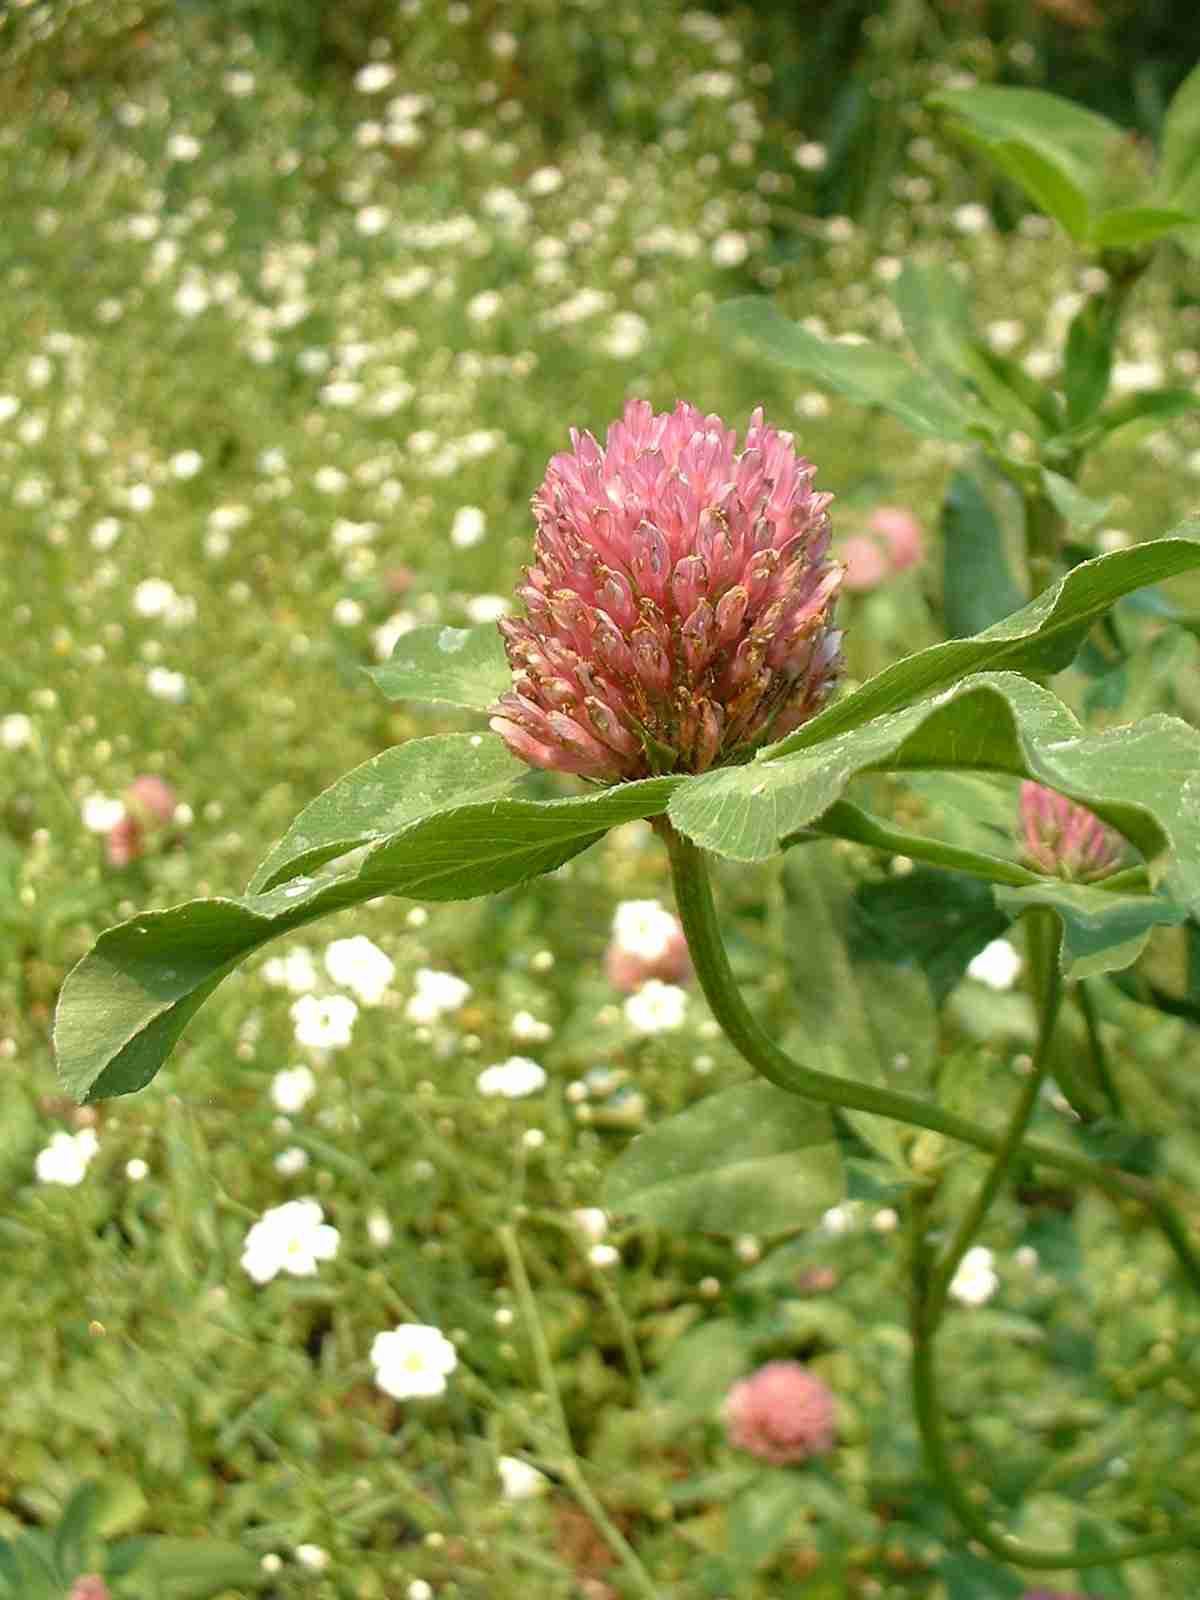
[603,1079,843,1236]
[717,296,986,442]
[771,530,1200,755]
[669,672,1200,923]
[995,881,1185,979]
[366,622,511,710]
[54,777,676,1103]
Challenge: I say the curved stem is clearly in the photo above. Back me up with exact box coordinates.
[927,909,1062,1321]
[657,816,1200,1297]
[1077,978,1125,1119]
[908,1190,1200,1569]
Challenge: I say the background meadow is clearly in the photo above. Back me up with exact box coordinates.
[4,1,1200,1596]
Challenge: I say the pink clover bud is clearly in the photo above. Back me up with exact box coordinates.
[1018,782,1124,882]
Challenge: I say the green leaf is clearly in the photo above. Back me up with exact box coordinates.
[602,1079,843,1236]
[54,777,676,1103]
[782,846,938,1166]
[769,528,1200,755]
[727,1474,817,1573]
[126,1537,262,1597]
[936,1550,1023,1598]
[891,260,975,390]
[928,86,1127,241]
[53,1481,104,1580]
[1157,61,1200,214]
[652,1320,748,1418]
[1091,387,1200,440]
[670,675,1200,923]
[365,622,511,710]
[939,471,1026,637]
[246,733,527,893]
[1090,204,1199,250]
[850,869,1011,1003]
[717,296,986,443]
[1062,295,1119,427]
[963,339,1064,434]
[995,881,1186,979]
[1039,469,1112,535]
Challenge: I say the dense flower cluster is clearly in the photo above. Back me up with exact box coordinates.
[1018,782,1124,882]
[490,400,843,782]
[723,1360,836,1464]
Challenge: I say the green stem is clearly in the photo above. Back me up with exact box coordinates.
[657,816,1200,1297]
[1077,977,1125,1120]
[794,798,1044,888]
[1024,490,1067,597]
[927,908,1062,1322]
[499,1225,662,1600]
[908,1190,1200,1570]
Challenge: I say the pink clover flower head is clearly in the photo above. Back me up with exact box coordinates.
[489,400,843,781]
[1018,782,1124,883]
[839,505,924,593]
[69,1580,111,1600]
[867,506,923,571]
[605,898,692,992]
[105,812,144,867]
[126,773,178,826]
[723,1360,836,1465]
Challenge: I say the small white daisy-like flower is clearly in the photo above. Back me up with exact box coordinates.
[571,1207,608,1242]
[498,1455,549,1500]
[949,1245,998,1307]
[271,1066,316,1114]
[588,1243,621,1268]
[240,1198,339,1284]
[126,1157,150,1182]
[295,1544,329,1571]
[612,900,679,962]
[1,713,34,750]
[262,944,320,995]
[324,936,395,1006]
[354,61,396,94]
[450,505,487,548]
[370,1322,458,1399]
[35,1128,99,1186]
[366,1209,394,1249]
[623,980,687,1034]
[146,666,187,703]
[290,993,358,1051]
[510,1010,552,1042]
[81,794,126,833]
[477,1056,547,1098]
[967,938,1022,992]
[405,968,471,1024]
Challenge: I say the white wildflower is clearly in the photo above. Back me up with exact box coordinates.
[370,1323,458,1399]
[405,968,471,1024]
[262,944,320,995]
[240,1198,338,1284]
[623,979,687,1034]
[476,1056,547,1098]
[967,938,1022,991]
[271,1066,317,1114]
[498,1455,549,1500]
[290,993,358,1051]
[324,935,395,1005]
[949,1245,998,1307]
[35,1128,99,1186]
